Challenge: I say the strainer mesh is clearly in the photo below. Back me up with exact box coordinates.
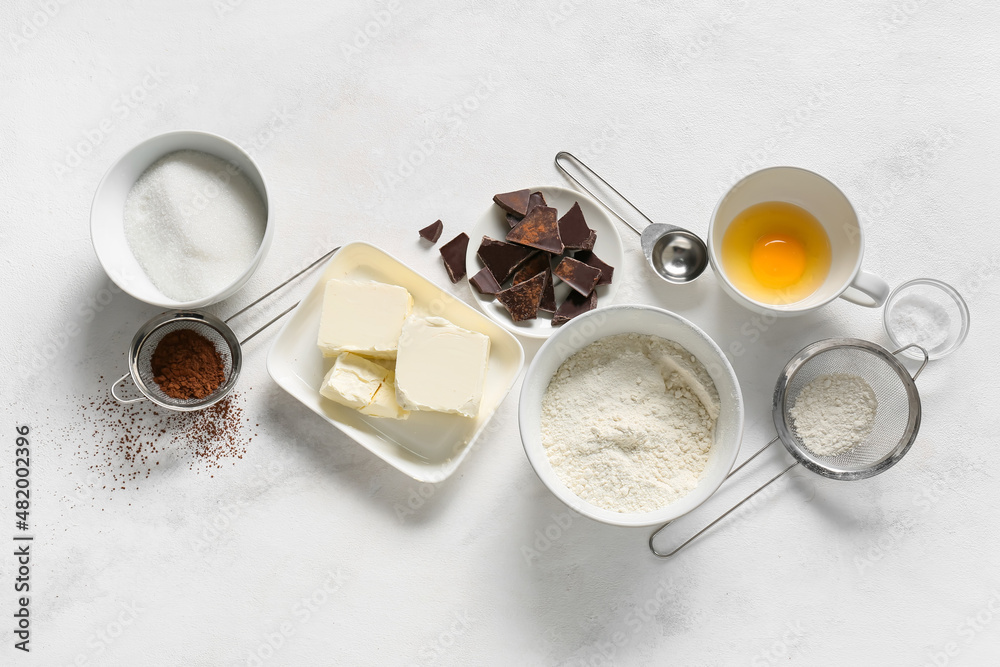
[133,320,237,408]
[781,346,913,473]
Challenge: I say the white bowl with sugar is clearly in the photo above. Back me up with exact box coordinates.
[519,305,745,528]
[91,130,273,309]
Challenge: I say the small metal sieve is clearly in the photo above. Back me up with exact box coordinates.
[110,246,339,411]
[111,311,243,411]
[649,337,927,557]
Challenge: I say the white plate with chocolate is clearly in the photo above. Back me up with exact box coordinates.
[464,185,624,339]
[267,242,525,482]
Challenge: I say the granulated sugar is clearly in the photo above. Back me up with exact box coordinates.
[541,333,720,514]
[790,373,877,457]
[124,150,266,301]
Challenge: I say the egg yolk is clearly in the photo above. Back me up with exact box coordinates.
[750,233,806,288]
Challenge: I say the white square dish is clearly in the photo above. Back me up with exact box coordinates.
[266,242,525,482]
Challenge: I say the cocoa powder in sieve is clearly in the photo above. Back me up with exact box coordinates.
[151,329,226,400]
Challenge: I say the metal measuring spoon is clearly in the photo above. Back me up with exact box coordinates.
[555,151,709,283]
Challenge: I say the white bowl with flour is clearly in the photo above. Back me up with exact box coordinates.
[519,305,744,527]
[91,130,272,309]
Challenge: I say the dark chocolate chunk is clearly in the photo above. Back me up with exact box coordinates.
[525,191,547,216]
[470,267,501,295]
[497,271,546,322]
[539,269,557,312]
[419,219,443,243]
[506,206,564,254]
[553,256,601,295]
[574,250,614,286]
[511,252,550,285]
[439,232,469,283]
[477,236,534,283]
[506,213,522,228]
[551,290,597,326]
[493,189,531,217]
[557,203,596,250]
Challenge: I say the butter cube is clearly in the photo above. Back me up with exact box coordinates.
[359,371,409,419]
[320,353,409,419]
[394,316,491,418]
[317,280,413,359]
[319,353,385,409]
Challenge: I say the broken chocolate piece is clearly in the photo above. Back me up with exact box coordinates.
[511,252,550,285]
[539,269,557,312]
[506,213,522,228]
[439,232,469,283]
[553,257,602,296]
[557,203,596,251]
[493,189,531,217]
[496,271,546,322]
[477,236,534,283]
[506,206,564,254]
[525,191,547,216]
[574,250,614,286]
[551,289,597,326]
[470,267,501,296]
[419,219,443,243]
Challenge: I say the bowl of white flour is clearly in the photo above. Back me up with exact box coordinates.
[519,305,744,527]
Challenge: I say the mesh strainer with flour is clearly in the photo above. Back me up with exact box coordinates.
[110,247,338,411]
[649,337,928,557]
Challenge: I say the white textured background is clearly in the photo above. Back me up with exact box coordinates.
[2,1,999,665]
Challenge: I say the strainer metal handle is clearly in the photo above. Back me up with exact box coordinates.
[110,373,145,404]
[648,437,797,558]
[893,343,929,380]
[649,341,929,559]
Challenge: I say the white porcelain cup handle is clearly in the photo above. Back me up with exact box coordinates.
[840,270,891,308]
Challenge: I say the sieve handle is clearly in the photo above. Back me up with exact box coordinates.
[649,437,797,558]
[111,373,146,405]
[224,245,341,345]
[223,246,342,328]
[892,344,929,380]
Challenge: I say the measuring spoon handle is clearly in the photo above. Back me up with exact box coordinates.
[554,151,654,236]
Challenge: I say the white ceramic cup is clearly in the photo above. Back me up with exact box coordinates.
[91,130,272,309]
[708,166,889,316]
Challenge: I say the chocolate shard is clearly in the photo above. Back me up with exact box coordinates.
[497,271,546,322]
[558,203,596,251]
[419,219,443,243]
[539,269,557,312]
[525,191,547,216]
[470,267,501,296]
[553,256,602,296]
[477,236,534,283]
[506,206,564,254]
[551,289,597,326]
[493,189,531,217]
[439,232,469,283]
[574,250,614,286]
[511,252,550,285]
[506,213,522,228]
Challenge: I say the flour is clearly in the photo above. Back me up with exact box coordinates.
[541,333,720,514]
[790,373,878,457]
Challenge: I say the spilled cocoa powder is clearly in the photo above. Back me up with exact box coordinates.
[150,329,226,400]
[67,378,259,499]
